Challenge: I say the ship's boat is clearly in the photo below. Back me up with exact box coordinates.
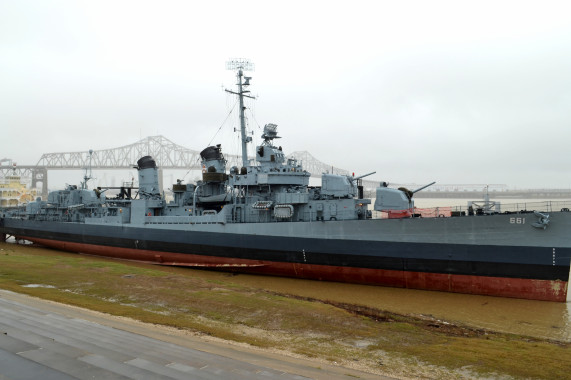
[1,63,570,302]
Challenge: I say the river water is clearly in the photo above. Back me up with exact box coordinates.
[231,275,571,343]
[233,195,571,342]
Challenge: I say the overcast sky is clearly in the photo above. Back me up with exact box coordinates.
[1,0,571,188]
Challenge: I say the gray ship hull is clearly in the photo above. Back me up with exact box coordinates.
[3,211,570,302]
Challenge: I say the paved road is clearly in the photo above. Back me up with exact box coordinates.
[0,291,388,380]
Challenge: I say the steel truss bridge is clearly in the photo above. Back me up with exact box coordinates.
[0,136,374,197]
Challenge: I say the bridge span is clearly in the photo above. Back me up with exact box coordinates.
[0,135,377,197]
[2,135,568,199]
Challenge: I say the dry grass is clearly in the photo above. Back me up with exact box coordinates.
[1,241,569,379]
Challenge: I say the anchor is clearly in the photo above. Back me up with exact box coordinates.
[531,211,550,230]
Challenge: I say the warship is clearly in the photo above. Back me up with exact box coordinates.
[1,62,570,302]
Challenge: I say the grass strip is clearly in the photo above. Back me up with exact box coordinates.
[0,242,569,379]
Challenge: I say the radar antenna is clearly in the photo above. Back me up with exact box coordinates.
[262,123,280,144]
[225,58,255,167]
[225,58,255,72]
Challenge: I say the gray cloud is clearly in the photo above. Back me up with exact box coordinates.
[1,1,570,188]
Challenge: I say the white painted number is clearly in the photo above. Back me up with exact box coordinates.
[509,217,526,224]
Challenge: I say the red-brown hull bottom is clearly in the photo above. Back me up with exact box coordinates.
[24,236,569,302]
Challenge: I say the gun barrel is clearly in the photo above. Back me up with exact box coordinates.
[412,181,436,194]
[351,171,376,181]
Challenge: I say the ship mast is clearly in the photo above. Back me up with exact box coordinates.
[81,149,94,189]
[225,59,255,167]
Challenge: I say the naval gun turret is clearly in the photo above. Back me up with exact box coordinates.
[321,171,376,199]
[374,181,436,214]
[25,150,106,221]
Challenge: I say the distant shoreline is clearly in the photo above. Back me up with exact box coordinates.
[364,191,571,199]
[414,192,571,199]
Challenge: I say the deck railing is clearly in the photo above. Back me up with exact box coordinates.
[372,200,571,219]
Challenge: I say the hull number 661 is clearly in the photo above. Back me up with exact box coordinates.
[510,217,525,224]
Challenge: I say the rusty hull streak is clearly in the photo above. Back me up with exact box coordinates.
[23,236,569,302]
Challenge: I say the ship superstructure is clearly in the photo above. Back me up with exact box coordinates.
[0,161,39,207]
[1,62,570,302]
